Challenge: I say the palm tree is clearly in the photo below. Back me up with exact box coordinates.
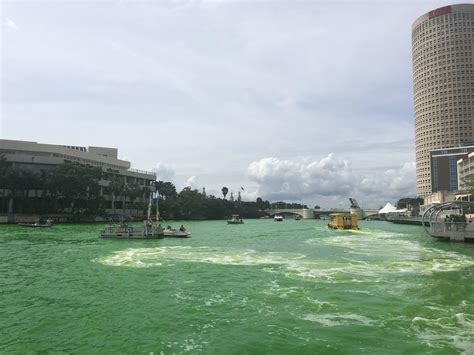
[221,186,228,199]
[109,175,125,214]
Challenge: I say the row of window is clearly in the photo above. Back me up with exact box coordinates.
[413,12,474,35]
[415,93,474,103]
[414,52,473,67]
[414,75,473,89]
[414,63,473,79]
[415,103,473,116]
[413,33,473,50]
[416,133,470,142]
[415,117,472,125]
[416,115,472,126]
[414,29,473,42]
[414,76,474,93]
[415,127,472,135]
[415,102,474,113]
[415,96,473,105]
[413,25,473,42]
[413,60,473,77]
[413,60,473,76]
[413,38,473,54]
[414,98,473,110]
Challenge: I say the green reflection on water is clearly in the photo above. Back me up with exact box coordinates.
[1,220,473,354]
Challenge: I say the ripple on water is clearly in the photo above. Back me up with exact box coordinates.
[410,312,474,353]
[301,313,374,327]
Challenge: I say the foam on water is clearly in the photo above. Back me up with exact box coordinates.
[410,312,474,353]
[96,246,303,268]
[302,313,374,327]
[263,280,303,298]
[97,237,474,285]
[300,230,474,280]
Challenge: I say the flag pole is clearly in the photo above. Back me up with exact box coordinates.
[156,192,160,221]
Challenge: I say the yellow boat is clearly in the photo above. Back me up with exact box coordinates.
[328,213,359,230]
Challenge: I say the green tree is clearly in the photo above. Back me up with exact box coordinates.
[396,197,423,209]
[109,175,125,214]
[155,181,177,200]
[177,187,208,219]
[50,163,103,215]
[126,183,144,212]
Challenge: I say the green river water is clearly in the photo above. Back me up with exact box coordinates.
[1,219,474,354]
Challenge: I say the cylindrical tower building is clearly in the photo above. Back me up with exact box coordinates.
[412,4,474,196]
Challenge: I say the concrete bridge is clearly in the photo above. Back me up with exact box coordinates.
[266,207,380,220]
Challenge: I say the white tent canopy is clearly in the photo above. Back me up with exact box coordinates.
[378,203,397,214]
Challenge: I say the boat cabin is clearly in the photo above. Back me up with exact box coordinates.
[227,214,244,224]
[328,213,358,230]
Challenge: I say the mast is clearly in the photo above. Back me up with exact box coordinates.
[147,191,152,221]
[156,192,160,221]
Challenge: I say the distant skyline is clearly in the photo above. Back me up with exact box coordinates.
[1,0,453,208]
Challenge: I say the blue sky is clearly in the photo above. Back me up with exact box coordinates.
[1,0,452,208]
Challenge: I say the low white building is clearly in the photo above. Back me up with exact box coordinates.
[0,139,156,217]
[457,153,474,192]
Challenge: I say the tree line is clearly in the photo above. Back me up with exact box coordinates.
[0,157,278,220]
[0,157,108,216]
[153,182,271,220]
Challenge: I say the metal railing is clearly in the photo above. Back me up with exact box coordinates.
[127,168,156,177]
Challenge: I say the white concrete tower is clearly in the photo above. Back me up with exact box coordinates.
[412,4,474,196]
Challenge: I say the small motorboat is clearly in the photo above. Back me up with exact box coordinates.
[294,215,301,221]
[18,218,53,228]
[163,226,191,238]
[274,215,284,222]
[18,222,52,228]
[227,214,244,224]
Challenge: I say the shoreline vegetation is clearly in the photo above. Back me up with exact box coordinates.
[0,158,308,223]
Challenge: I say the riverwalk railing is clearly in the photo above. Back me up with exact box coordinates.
[428,221,474,241]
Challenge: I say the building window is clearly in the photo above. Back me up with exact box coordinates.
[449,156,458,191]
[432,157,439,192]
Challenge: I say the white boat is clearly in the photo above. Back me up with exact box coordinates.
[18,222,52,228]
[163,227,191,238]
[18,218,53,228]
[227,214,244,224]
[274,215,284,222]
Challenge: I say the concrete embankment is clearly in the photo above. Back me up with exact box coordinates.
[386,215,429,226]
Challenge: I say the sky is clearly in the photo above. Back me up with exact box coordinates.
[0,0,454,208]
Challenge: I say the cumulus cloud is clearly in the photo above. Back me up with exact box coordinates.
[247,154,416,207]
[247,154,353,201]
[4,18,18,31]
[185,175,200,189]
[358,162,416,199]
[152,162,176,182]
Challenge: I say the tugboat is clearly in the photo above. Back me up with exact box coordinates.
[227,214,244,224]
[328,213,358,230]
